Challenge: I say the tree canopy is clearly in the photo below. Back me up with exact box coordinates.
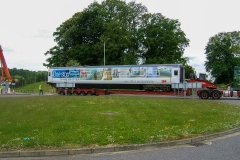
[8,68,47,87]
[43,0,189,68]
[204,31,240,84]
[138,13,189,64]
[185,64,196,79]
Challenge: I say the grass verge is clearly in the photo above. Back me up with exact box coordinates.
[13,82,53,93]
[0,95,240,151]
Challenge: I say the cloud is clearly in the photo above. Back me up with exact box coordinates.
[31,30,53,39]
[187,56,206,75]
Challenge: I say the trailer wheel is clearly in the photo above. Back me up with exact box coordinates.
[212,90,221,99]
[60,91,65,95]
[200,90,209,99]
[80,91,85,96]
[73,91,78,96]
[87,91,93,96]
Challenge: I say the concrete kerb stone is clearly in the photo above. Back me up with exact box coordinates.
[234,127,240,132]
[68,148,92,155]
[136,143,160,150]
[0,151,19,158]
[93,146,115,153]
[190,136,206,143]
[171,139,192,145]
[114,145,138,152]
[155,142,169,148]
[204,133,220,140]
[0,127,240,158]
[20,149,69,157]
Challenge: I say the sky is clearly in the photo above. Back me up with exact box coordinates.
[0,0,239,76]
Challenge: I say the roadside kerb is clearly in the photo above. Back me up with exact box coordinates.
[20,149,69,157]
[1,127,240,158]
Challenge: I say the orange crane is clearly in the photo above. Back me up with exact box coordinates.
[0,45,12,82]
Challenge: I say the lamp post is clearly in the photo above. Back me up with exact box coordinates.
[104,38,110,66]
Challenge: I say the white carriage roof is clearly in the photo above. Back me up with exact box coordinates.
[49,64,184,69]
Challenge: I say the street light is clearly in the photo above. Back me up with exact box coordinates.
[104,38,110,66]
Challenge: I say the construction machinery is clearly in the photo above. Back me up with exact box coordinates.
[0,45,12,83]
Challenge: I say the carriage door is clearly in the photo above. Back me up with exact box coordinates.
[48,69,53,83]
[171,68,180,83]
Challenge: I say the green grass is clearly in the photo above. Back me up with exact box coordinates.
[0,95,240,151]
[14,82,54,93]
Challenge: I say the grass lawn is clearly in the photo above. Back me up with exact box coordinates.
[0,95,240,151]
[13,82,54,93]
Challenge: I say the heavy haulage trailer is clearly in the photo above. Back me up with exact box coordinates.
[47,64,240,99]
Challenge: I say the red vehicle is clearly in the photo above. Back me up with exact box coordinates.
[188,71,240,99]
[187,76,222,99]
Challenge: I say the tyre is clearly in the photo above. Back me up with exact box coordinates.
[212,90,221,99]
[73,91,78,96]
[200,90,209,99]
[87,91,93,96]
[80,91,85,96]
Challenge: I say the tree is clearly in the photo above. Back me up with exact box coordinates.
[184,64,196,79]
[137,13,189,64]
[44,46,68,67]
[123,1,148,64]
[98,0,133,65]
[36,71,47,82]
[9,68,47,86]
[43,0,189,67]
[66,60,81,67]
[45,6,105,67]
[205,31,240,84]
[44,0,134,67]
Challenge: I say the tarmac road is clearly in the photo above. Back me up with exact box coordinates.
[109,93,240,106]
[214,97,240,105]
[0,92,240,104]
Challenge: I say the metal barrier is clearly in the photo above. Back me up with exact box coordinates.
[14,89,34,93]
[172,82,202,97]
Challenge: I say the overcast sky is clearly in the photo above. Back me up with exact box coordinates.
[0,0,239,76]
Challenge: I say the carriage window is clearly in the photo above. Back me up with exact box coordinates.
[48,72,51,76]
[174,70,178,76]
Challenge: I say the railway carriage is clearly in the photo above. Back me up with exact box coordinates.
[47,64,185,91]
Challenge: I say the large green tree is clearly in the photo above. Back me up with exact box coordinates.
[205,31,240,84]
[137,13,189,64]
[45,3,105,67]
[44,0,140,67]
[43,0,190,68]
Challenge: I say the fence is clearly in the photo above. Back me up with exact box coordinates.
[172,82,203,97]
[14,89,34,93]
